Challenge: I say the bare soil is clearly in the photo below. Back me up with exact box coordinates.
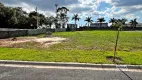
[0,37,66,48]
[106,56,123,63]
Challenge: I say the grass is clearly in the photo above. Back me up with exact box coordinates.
[0,30,142,65]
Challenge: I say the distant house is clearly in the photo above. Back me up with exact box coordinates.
[67,24,77,28]
[126,23,142,27]
[67,24,77,31]
[90,22,108,27]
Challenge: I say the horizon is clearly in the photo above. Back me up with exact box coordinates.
[0,0,142,26]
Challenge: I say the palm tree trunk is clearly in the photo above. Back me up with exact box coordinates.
[100,22,102,28]
[88,22,89,27]
[75,20,77,29]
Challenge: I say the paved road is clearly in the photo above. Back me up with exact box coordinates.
[0,66,141,80]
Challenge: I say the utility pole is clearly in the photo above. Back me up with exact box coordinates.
[55,4,59,28]
[36,7,39,29]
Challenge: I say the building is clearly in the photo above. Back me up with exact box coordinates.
[67,24,77,31]
[126,23,142,27]
[90,22,108,27]
[67,24,77,28]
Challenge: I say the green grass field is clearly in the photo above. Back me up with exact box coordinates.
[0,31,142,65]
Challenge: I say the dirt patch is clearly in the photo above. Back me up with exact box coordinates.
[0,37,67,48]
[106,56,123,63]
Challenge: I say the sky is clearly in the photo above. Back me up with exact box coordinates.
[0,0,142,26]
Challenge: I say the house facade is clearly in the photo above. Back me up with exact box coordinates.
[90,22,108,27]
[126,23,142,27]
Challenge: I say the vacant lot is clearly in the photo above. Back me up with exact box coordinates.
[0,31,142,65]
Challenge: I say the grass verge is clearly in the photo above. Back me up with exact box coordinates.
[0,31,142,65]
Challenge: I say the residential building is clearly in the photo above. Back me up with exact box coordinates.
[126,23,142,27]
[67,24,77,28]
[90,22,108,27]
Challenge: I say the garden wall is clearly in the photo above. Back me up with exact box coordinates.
[27,29,46,36]
[55,28,66,32]
[0,29,46,39]
[77,27,142,31]
[0,28,67,39]
[0,29,27,39]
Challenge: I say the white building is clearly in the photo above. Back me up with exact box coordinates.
[126,23,142,27]
[90,22,108,27]
[67,24,77,28]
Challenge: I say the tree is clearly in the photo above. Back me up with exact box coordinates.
[85,17,93,27]
[97,17,105,27]
[45,16,55,28]
[0,2,48,29]
[28,11,37,29]
[72,14,80,28]
[130,18,138,29]
[121,18,127,26]
[28,11,47,29]
[109,18,116,27]
[38,14,46,26]
[56,7,69,28]
[112,19,124,62]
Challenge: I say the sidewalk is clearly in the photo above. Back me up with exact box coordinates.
[0,60,142,70]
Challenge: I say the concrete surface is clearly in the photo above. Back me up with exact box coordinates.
[0,65,142,80]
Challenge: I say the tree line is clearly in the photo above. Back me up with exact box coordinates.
[0,2,139,29]
[72,14,138,28]
[0,3,57,29]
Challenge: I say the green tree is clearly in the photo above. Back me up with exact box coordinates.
[0,2,47,29]
[45,16,56,28]
[56,7,69,28]
[85,17,93,27]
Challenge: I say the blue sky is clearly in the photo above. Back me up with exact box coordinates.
[0,0,142,26]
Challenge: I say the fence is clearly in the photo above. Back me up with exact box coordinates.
[77,27,142,31]
[0,29,27,39]
[0,29,46,39]
[0,28,68,39]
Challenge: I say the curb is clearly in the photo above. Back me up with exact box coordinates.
[0,60,142,70]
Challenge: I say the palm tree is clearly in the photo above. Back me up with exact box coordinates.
[109,18,116,24]
[130,18,138,29]
[109,18,116,27]
[121,18,127,25]
[97,17,105,27]
[72,14,80,28]
[130,20,134,28]
[85,17,93,27]
[133,18,138,28]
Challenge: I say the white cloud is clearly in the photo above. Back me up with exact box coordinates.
[125,14,140,20]
[0,0,142,23]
